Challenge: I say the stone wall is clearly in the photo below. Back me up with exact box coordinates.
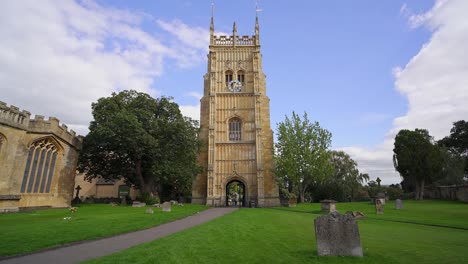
[0,102,82,211]
[425,185,468,202]
[74,173,139,200]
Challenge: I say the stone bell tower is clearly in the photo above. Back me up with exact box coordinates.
[191,15,279,207]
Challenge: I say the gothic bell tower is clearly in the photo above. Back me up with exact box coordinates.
[191,15,279,207]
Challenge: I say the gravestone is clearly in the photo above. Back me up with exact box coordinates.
[132,201,146,208]
[314,211,363,257]
[170,200,178,205]
[72,185,82,204]
[375,199,384,214]
[145,208,154,214]
[161,201,172,212]
[320,200,337,212]
[377,192,386,205]
[121,196,127,206]
[395,199,403,210]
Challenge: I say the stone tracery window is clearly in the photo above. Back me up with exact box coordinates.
[229,118,242,141]
[20,137,60,193]
[225,70,233,83]
[237,70,245,83]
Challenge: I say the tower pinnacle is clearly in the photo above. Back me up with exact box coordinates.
[255,16,260,45]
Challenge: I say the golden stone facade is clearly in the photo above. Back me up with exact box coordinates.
[0,102,82,212]
[192,17,280,207]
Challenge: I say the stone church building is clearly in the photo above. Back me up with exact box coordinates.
[0,102,82,212]
[192,16,280,207]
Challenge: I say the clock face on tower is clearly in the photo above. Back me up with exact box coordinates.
[228,80,242,92]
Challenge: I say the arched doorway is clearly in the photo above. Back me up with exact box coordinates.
[226,180,245,207]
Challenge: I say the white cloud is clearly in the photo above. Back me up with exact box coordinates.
[185,91,203,100]
[343,0,468,184]
[0,0,208,136]
[180,105,200,121]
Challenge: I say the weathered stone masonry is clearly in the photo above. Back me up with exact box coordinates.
[0,101,82,212]
[191,17,280,207]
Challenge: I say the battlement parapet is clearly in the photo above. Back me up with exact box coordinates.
[0,102,82,150]
[213,35,256,46]
[0,101,31,129]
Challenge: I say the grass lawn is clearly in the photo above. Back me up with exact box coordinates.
[0,203,207,257]
[86,200,468,264]
[281,200,468,229]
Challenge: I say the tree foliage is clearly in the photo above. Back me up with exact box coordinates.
[313,151,369,201]
[274,112,333,202]
[439,120,468,178]
[393,129,444,200]
[78,90,200,200]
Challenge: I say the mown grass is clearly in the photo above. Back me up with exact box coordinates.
[0,203,207,256]
[87,200,468,264]
[281,200,468,229]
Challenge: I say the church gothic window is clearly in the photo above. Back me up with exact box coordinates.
[237,70,245,83]
[229,118,242,141]
[20,137,60,194]
[225,70,233,83]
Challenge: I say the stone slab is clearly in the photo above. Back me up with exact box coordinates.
[314,211,363,257]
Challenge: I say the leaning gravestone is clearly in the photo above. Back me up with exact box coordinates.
[395,199,403,210]
[314,211,363,257]
[375,199,384,214]
[161,201,172,212]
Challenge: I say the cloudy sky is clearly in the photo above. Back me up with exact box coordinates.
[1,0,467,184]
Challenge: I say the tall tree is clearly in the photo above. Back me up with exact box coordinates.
[78,90,200,200]
[319,151,369,201]
[274,112,333,202]
[393,129,443,200]
[439,120,468,178]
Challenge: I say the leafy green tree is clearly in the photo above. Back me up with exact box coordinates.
[393,129,444,200]
[323,151,368,201]
[439,120,468,178]
[78,90,200,200]
[274,112,333,202]
[434,146,465,185]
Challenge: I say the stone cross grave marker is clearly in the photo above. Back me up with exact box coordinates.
[314,211,363,257]
[161,201,172,212]
[395,199,403,210]
[375,199,384,214]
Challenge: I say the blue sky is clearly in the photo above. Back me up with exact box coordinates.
[1,0,467,184]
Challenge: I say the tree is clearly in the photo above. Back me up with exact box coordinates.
[322,151,368,201]
[439,120,468,178]
[393,129,444,200]
[78,90,200,200]
[274,112,333,202]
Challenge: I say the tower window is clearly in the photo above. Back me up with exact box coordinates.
[225,70,233,83]
[229,118,242,141]
[237,70,245,83]
[20,137,60,194]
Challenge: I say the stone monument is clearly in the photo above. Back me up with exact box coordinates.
[320,200,337,212]
[375,199,384,214]
[314,212,363,257]
[395,199,403,210]
[161,201,171,212]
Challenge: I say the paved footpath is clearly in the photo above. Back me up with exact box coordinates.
[1,207,238,264]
